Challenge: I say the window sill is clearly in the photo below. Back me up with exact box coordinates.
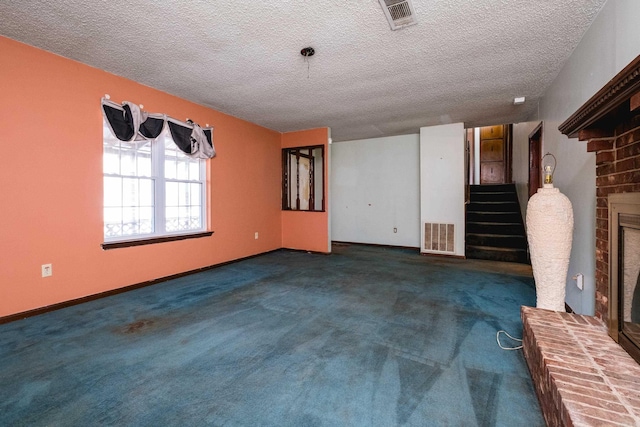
[102,231,214,250]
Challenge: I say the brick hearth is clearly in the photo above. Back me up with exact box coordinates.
[522,306,640,426]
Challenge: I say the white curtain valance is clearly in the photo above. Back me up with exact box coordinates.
[101,98,215,159]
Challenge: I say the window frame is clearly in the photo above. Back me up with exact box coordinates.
[102,119,210,248]
[282,145,325,212]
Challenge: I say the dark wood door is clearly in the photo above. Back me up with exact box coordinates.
[528,123,543,198]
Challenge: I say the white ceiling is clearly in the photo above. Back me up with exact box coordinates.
[0,0,606,142]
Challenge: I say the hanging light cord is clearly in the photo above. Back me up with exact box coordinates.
[300,47,315,79]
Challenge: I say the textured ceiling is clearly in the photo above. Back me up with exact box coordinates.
[0,0,606,141]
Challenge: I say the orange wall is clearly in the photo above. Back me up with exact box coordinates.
[0,37,292,317]
[281,129,331,253]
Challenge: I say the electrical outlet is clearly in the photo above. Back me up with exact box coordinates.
[255,232,259,240]
[573,273,584,290]
[42,264,52,278]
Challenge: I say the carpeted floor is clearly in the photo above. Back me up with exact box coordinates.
[0,244,543,426]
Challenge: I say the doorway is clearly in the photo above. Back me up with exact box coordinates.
[479,125,512,184]
[466,124,513,185]
[465,123,527,263]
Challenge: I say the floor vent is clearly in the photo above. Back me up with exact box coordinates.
[424,223,454,253]
[379,0,417,30]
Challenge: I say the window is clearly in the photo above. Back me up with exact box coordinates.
[282,146,324,211]
[103,119,206,242]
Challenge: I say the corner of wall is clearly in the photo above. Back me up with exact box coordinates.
[280,128,331,253]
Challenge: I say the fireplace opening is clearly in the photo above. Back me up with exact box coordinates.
[609,193,640,364]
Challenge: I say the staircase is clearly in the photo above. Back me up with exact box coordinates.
[466,184,528,263]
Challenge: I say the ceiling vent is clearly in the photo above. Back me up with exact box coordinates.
[379,0,417,30]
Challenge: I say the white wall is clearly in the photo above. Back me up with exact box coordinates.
[535,0,640,315]
[313,147,323,211]
[473,128,480,184]
[331,134,420,247]
[512,121,541,220]
[420,123,465,256]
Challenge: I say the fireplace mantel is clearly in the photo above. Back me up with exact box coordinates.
[559,55,640,139]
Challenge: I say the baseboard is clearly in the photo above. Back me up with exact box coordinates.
[332,241,420,251]
[282,248,332,255]
[0,248,281,325]
[419,252,466,260]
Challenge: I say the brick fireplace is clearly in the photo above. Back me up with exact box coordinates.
[521,56,640,426]
[559,55,640,324]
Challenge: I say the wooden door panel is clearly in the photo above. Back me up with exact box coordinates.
[480,125,504,140]
[481,162,504,183]
[480,139,504,161]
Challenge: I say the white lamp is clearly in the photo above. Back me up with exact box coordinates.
[526,153,574,311]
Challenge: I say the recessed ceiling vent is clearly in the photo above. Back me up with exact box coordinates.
[379,0,417,30]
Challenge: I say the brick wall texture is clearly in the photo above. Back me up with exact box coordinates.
[589,119,640,321]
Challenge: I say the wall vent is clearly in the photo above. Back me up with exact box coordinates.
[423,223,455,253]
[379,0,417,30]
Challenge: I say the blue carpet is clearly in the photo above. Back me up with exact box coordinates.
[0,245,543,426]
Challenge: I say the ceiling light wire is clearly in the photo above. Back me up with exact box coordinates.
[300,47,315,79]
[304,55,310,79]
